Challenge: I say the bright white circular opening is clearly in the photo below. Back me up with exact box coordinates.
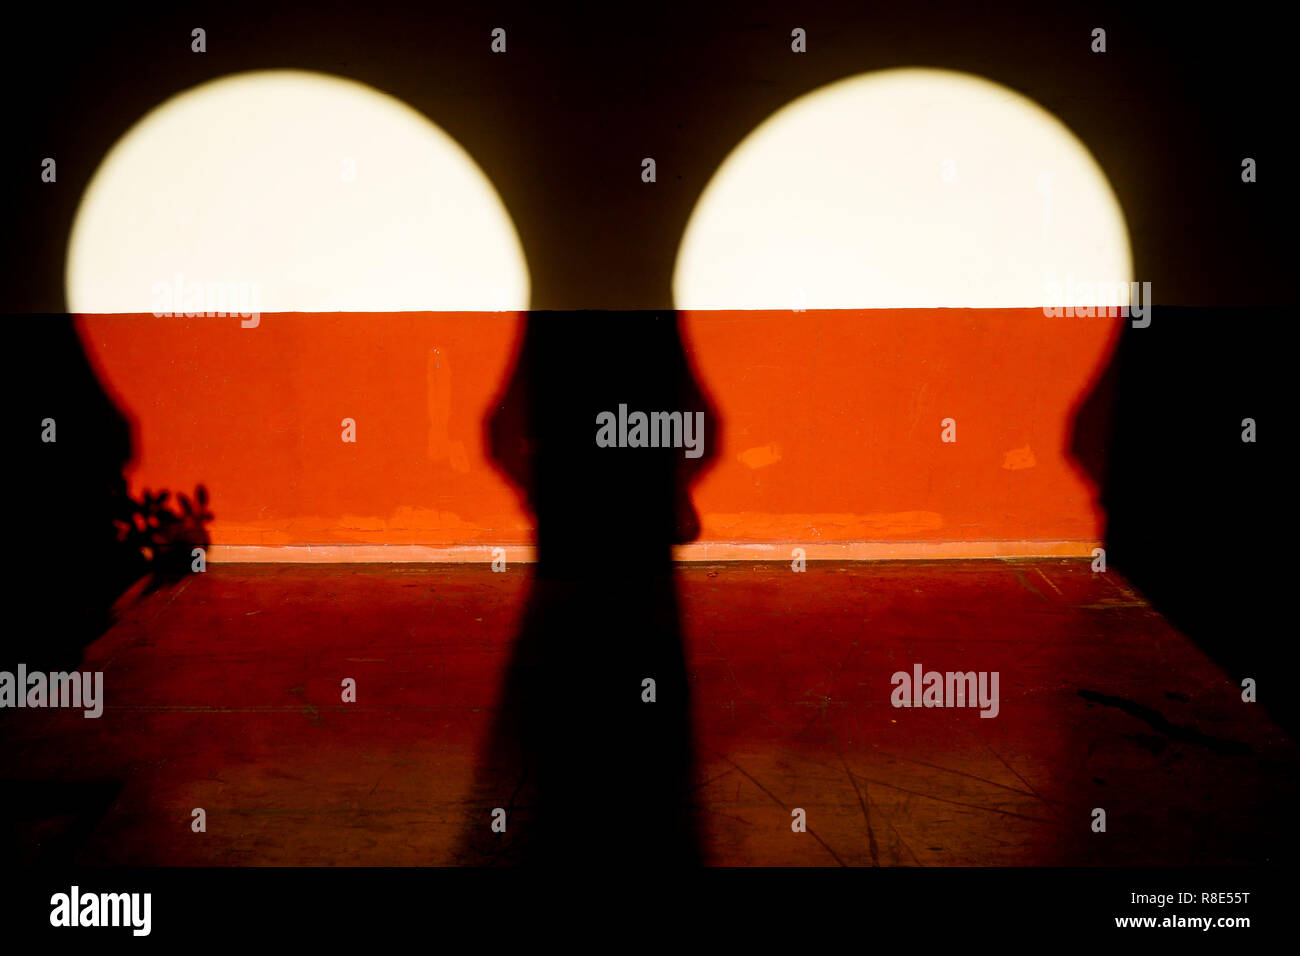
[67,69,529,313]
[674,68,1131,310]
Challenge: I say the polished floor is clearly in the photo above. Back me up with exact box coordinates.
[3,560,1296,866]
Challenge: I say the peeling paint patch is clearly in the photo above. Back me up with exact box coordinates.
[738,442,783,469]
[427,347,471,473]
[1002,445,1037,470]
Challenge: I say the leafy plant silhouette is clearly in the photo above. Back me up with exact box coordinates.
[110,482,213,583]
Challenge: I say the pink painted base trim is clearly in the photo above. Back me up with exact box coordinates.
[206,540,1101,563]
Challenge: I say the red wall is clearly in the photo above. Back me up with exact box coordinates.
[75,308,1118,558]
[682,308,1116,555]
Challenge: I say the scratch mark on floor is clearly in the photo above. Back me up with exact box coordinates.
[863,788,925,865]
[775,747,1063,825]
[711,751,847,866]
[848,771,1063,825]
[981,740,1062,822]
[839,751,880,865]
[1032,567,1063,597]
[869,748,1044,799]
[1012,568,1048,601]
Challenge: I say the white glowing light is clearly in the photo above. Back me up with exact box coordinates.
[67,70,529,312]
[674,68,1131,310]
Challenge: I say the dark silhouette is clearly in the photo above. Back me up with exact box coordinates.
[1070,307,1287,731]
[6,316,137,672]
[3,317,213,674]
[1,315,211,863]
[456,310,718,866]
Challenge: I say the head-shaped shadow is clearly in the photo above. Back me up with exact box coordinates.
[1070,306,1287,732]
[3,317,212,675]
[3,316,212,863]
[456,309,719,866]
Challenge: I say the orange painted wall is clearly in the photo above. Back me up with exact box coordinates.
[76,312,532,547]
[681,309,1118,547]
[74,308,1118,555]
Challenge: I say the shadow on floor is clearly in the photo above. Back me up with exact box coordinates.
[455,310,718,866]
[1071,306,1289,731]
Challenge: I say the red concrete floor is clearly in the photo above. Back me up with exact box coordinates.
[2,560,1296,866]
